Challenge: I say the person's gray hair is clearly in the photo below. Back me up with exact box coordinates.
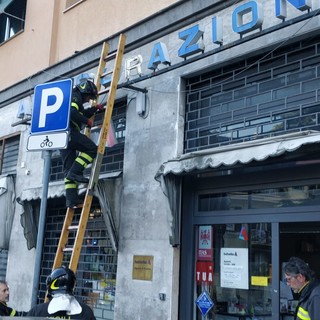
[283,257,314,281]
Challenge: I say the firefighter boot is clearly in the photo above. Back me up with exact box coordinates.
[65,187,82,209]
[66,159,89,184]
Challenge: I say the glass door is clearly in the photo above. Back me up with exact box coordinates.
[194,223,272,320]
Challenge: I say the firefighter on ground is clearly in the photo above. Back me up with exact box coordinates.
[60,79,104,208]
[27,265,96,319]
[0,280,27,316]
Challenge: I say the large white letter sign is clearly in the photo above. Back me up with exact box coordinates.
[39,87,63,128]
[232,1,263,35]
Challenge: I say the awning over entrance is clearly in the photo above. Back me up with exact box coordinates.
[155,131,320,179]
[155,131,320,247]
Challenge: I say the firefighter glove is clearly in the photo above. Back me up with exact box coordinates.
[95,104,105,112]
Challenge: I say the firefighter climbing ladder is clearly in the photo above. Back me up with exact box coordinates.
[51,34,126,274]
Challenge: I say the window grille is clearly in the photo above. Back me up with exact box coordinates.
[0,134,20,175]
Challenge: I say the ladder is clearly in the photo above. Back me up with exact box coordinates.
[51,34,126,274]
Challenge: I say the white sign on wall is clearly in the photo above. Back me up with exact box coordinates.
[220,247,249,290]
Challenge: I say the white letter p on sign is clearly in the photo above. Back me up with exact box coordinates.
[39,87,63,128]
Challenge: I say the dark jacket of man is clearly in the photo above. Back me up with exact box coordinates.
[26,300,96,320]
[295,279,320,320]
[0,301,26,317]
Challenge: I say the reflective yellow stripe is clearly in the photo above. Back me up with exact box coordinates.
[65,184,77,189]
[65,178,77,188]
[50,279,60,290]
[70,102,83,131]
[75,157,87,167]
[71,102,79,110]
[297,306,310,320]
[79,152,93,163]
[79,82,86,90]
[10,309,16,316]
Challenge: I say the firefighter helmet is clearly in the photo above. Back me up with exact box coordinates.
[46,266,76,298]
[76,79,98,100]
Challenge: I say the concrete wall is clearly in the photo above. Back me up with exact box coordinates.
[115,74,183,319]
[0,100,43,312]
[0,0,180,90]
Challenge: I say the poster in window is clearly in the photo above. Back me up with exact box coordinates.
[197,225,213,261]
[220,248,249,289]
[196,261,214,283]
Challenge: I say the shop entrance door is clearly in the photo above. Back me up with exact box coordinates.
[182,220,320,320]
[180,168,320,320]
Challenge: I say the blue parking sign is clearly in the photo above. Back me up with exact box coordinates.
[31,79,72,134]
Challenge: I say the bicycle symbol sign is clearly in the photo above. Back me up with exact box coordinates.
[40,136,53,148]
[27,131,69,151]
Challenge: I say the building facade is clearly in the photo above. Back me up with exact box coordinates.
[1,0,320,319]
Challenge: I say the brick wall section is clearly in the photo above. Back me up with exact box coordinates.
[184,35,320,153]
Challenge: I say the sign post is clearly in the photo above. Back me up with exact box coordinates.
[29,79,72,306]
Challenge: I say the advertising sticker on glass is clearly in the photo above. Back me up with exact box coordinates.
[198,226,213,261]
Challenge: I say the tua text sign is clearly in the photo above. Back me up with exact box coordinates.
[31,79,72,134]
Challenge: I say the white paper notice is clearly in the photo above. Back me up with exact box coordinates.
[220,248,249,289]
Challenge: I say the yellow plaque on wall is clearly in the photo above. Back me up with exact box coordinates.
[132,255,153,281]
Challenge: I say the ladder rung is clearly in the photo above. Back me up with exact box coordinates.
[63,247,74,252]
[104,52,116,61]
[68,225,79,231]
[101,70,113,78]
[98,88,110,95]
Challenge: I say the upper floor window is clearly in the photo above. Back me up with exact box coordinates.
[0,133,20,175]
[65,0,86,11]
[0,0,27,44]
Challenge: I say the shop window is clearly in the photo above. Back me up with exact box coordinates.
[0,134,20,175]
[198,185,320,212]
[0,0,27,44]
[195,223,272,320]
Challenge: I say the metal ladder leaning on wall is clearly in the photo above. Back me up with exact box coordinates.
[51,33,126,277]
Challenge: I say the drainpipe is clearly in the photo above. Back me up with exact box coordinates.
[31,150,52,306]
